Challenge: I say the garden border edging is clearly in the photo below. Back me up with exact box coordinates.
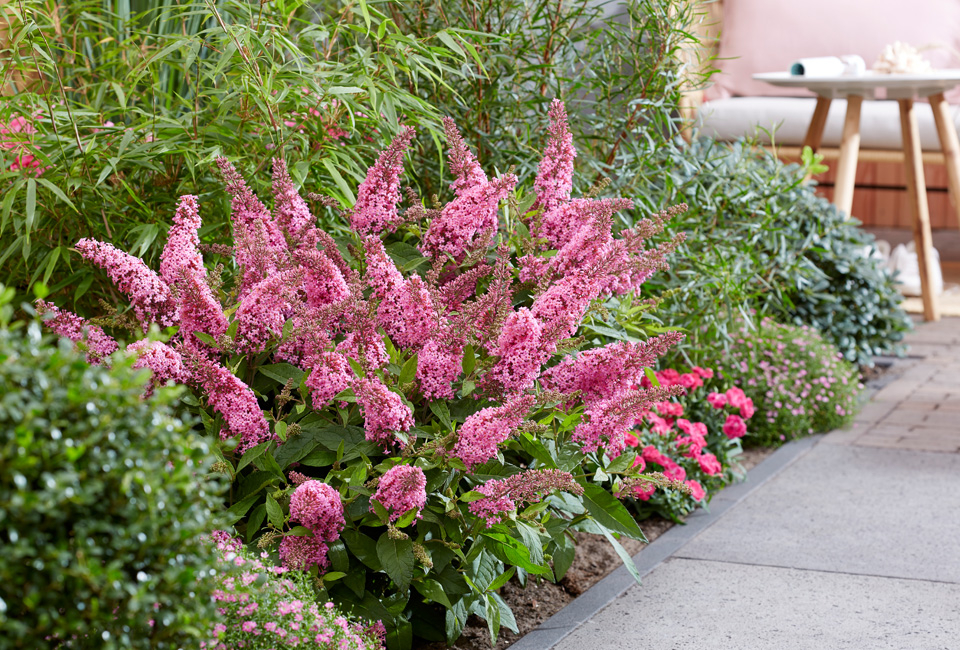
[509,434,822,650]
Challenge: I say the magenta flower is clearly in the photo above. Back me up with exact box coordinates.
[234,269,299,354]
[442,117,487,196]
[351,126,415,235]
[35,300,117,363]
[416,335,464,400]
[75,238,177,328]
[289,480,345,542]
[159,195,205,286]
[698,453,723,475]
[453,395,535,470]
[371,465,427,523]
[278,534,329,572]
[191,355,273,452]
[377,275,439,349]
[420,174,516,260]
[469,469,582,528]
[305,351,354,408]
[483,308,546,394]
[722,413,747,439]
[533,99,576,213]
[354,377,414,448]
[706,392,728,409]
[127,340,186,395]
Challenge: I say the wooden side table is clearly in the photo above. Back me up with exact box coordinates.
[753,70,960,322]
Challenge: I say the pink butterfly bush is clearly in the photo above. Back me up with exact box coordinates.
[40,99,691,572]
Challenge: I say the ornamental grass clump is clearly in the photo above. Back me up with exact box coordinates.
[713,318,863,445]
[39,100,697,647]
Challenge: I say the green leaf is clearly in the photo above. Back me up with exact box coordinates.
[399,354,418,385]
[483,593,501,645]
[224,492,261,525]
[327,540,350,573]
[394,507,418,529]
[24,178,36,237]
[605,451,636,474]
[598,526,642,585]
[246,504,266,543]
[414,578,452,608]
[265,493,284,529]
[459,490,485,503]
[258,363,306,386]
[461,344,475,375]
[287,526,313,537]
[487,566,516,592]
[342,529,382,571]
[481,532,551,577]
[644,367,660,387]
[516,522,544,566]
[429,401,453,430]
[551,535,576,580]
[376,534,414,591]
[254,451,286,483]
[191,331,219,348]
[322,571,347,582]
[582,484,647,542]
[237,442,270,472]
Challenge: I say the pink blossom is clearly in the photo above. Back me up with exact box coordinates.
[442,117,487,195]
[685,479,706,501]
[35,300,117,363]
[234,269,300,354]
[278,534,329,572]
[739,397,756,419]
[706,392,728,409]
[289,480,345,541]
[377,275,438,349]
[416,335,463,400]
[336,321,389,371]
[363,236,404,300]
[678,373,703,389]
[483,308,546,394]
[420,174,516,260]
[692,366,714,379]
[191,355,273,452]
[271,158,319,246]
[351,126,415,235]
[725,386,748,409]
[469,469,582,527]
[722,413,747,439]
[159,195,205,286]
[305,352,354,408]
[127,340,186,394]
[0,115,42,173]
[371,465,427,522]
[533,99,576,213]
[177,267,228,351]
[295,248,349,308]
[453,395,535,469]
[698,453,722,475]
[354,377,414,448]
[575,386,678,457]
[75,238,176,327]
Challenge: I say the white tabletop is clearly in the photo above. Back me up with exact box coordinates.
[753,70,960,99]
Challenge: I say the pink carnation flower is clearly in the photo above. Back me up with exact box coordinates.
[371,465,427,523]
[722,413,747,439]
[725,386,748,409]
[706,392,728,409]
[685,479,706,501]
[698,453,723,476]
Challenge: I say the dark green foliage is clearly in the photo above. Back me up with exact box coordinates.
[0,307,224,649]
[641,138,912,365]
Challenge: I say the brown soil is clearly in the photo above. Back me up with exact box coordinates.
[418,446,777,649]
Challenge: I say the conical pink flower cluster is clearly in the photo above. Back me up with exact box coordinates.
[371,465,427,523]
[351,127,415,235]
[280,480,345,571]
[453,394,535,469]
[469,469,583,527]
[35,301,117,363]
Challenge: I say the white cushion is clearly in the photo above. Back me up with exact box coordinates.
[698,97,960,151]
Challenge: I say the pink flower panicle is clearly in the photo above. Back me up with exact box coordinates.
[351,126,416,235]
[469,469,583,528]
[354,377,414,448]
[533,99,576,213]
[295,248,350,309]
[442,117,487,195]
[305,351,354,408]
[574,384,682,457]
[234,269,300,354]
[160,195,205,287]
[191,354,272,452]
[127,340,186,395]
[75,238,176,328]
[420,174,516,260]
[371,465,427,522]
[541,332,684,405]
[216,157,287,252]
[278,534,329,572]
[177,267,228,352]
[271,158,320,247]
[453,394,535,470]
[416,334,464,400]
[35,300,118,363]
[482,308,547,395]
[377,275,439,349]
[289,480,345,542]
[363,236,404,300]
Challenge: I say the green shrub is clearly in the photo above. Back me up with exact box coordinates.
[642,138,912,365]
[0,296,225,649]
[709,317,863,446]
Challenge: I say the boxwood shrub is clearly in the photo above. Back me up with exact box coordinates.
[0,308,224,649]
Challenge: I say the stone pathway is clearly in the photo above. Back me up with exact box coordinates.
[550,317,960,650]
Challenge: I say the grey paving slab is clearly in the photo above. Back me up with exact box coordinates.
[677,443,960,582]
[553,558,960,650]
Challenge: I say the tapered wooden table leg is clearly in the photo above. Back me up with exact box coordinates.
[930,92,960,231]
[898,98,940,321]
[833,95,862,217]
[803,96,832,152]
